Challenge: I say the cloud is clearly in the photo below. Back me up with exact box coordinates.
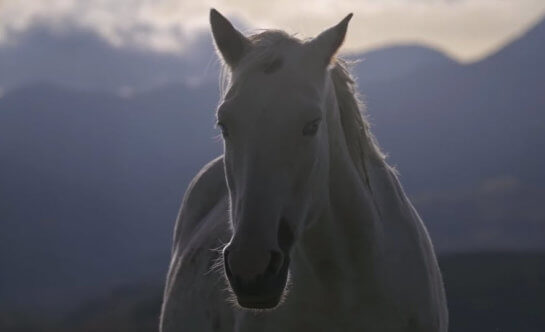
[0,24,218,91]
[0,0,544,61]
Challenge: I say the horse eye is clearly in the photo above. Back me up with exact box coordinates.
[302,119,321,136]
[217,122,229,137]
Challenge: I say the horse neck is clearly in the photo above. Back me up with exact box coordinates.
[293,69,438,288]
[293,73,387,285]
[286,70,447,323]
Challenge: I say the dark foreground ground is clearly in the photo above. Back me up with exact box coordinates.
[2,252,544,332]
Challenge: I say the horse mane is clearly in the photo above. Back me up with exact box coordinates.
[329,59,388,185]
[218,30,388,186]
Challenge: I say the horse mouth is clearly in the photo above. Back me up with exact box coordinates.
[226,256,290,310]
[236,292,284,310]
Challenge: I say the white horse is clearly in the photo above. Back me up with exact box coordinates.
[160,9,448,332]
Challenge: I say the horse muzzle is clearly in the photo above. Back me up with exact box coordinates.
[223,247,290,309]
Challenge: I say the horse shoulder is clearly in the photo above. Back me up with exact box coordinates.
[172,156,229,249]
[161,156,234,332]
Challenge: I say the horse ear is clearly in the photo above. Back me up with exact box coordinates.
[210,8,252,68]
[307,13,353,67]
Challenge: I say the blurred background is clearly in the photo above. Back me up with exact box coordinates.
[1,1,544,331]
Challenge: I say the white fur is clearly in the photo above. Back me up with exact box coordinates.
[160,13,448,332]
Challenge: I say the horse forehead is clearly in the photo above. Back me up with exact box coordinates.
[234,69,319,110]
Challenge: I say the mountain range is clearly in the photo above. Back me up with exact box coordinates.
[1,17,544,313]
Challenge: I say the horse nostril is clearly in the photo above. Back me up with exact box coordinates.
[223,246,284,280]
[266,250,284,276]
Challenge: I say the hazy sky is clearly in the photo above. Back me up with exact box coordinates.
[1,0,544,62]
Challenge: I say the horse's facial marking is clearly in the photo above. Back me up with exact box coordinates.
[263,57,284,74]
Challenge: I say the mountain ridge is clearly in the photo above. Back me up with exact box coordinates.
[1,16,544,312]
